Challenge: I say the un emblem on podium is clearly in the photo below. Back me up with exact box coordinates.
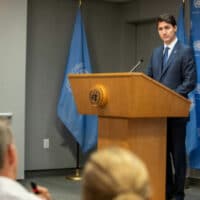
[89,85,107,107]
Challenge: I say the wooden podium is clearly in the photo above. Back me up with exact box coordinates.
[68,72,190,200]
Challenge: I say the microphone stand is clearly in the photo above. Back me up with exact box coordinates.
[129,59,143,72]
[66,142,82,181]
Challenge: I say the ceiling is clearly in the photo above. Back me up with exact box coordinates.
[103,0,134,3]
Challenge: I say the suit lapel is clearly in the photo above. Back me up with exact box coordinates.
[157,46,164,79]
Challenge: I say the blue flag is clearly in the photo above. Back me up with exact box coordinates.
[177,1,200,169]
[57,9,98,153]
[185,0,200,169]
[177,2,188,44]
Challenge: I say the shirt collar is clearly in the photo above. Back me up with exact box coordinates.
[164,37,178,50]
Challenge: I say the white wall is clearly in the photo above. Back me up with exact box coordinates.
[0,0,27,179]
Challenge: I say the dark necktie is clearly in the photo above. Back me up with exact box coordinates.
[162,47,169,71]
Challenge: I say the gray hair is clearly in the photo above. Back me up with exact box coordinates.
[0,119,13,169]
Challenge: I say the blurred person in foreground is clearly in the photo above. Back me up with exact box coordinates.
[82,147,151,200]
[0,119,51,200]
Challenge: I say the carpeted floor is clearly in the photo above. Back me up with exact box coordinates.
[20,175,81,200]
[19,175,200,200]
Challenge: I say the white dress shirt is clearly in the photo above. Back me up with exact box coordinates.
[0,177,41,200]
[164,37,178,59]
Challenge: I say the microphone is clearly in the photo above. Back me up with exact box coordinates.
[129,59,144,72]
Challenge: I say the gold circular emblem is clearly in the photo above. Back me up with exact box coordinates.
[89,85,107,107]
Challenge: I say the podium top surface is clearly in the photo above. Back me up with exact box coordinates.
[68,72,190,118]
[69,72,188,101]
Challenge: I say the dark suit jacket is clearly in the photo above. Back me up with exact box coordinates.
[147,40,196,97]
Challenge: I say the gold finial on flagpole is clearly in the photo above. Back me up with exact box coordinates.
[79,0,82,7]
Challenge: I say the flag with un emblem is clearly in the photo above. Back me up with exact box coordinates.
[185,0,200,169]
[57,8,98,153]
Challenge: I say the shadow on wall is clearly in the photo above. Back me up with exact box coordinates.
[56,117,96,167]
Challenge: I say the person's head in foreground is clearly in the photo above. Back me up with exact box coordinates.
[0,119,51,200]
[0,118,17,179]
[82,147,151,200]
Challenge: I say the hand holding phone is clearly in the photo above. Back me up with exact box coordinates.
[30,181,51,200]
[30,181,40,194]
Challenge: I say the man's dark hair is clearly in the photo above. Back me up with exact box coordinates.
[156,13,177,28]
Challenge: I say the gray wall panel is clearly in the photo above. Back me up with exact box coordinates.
[83,1,123,72]
[0,0,27,179]
[123,0,180,22]
[135,20,161,71]
[26,0,78,170]
[26,0,124,170]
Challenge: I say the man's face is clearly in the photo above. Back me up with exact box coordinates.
[157,21,177,45]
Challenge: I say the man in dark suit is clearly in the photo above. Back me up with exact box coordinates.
[147,14,196,200]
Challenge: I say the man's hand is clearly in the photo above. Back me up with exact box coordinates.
[35,185,51,200]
